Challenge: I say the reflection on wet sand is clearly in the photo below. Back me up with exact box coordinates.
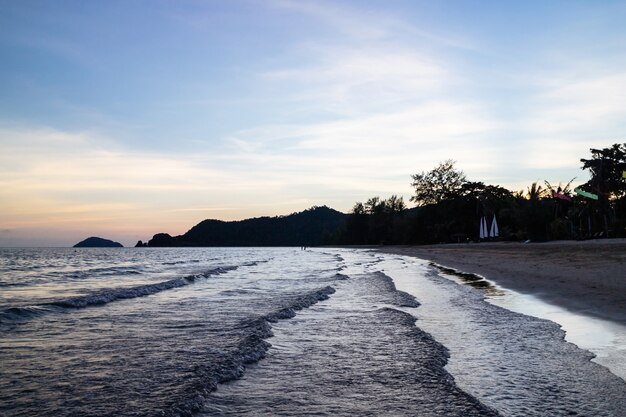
[430,262,505,296]
[428,260,626,382]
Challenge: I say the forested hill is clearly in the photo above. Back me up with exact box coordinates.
[142,206,346,247]
[138,143,626,247]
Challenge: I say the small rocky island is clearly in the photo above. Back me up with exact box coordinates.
[73,236,123,248]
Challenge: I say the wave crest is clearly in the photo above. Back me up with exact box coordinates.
[161,286,336,417]
[0,266,239,328]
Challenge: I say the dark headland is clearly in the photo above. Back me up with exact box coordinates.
[74,236,124,248]
[138,206,346,247]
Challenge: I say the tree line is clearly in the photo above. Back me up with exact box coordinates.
[332,143,626,244]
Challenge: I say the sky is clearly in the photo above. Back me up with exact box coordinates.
[1,0,626,246]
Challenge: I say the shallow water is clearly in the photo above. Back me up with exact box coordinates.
[0,248,342,416]
[367,251,626,417]
[202,265,497,417]
[430,262,626,381]
[1,247,625,416]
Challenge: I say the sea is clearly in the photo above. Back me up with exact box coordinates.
[1,247,625,417]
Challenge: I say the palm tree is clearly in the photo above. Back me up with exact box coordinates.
[544,178,576,197]
[526,182,547,201]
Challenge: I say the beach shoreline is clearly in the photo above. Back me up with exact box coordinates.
[376,239,626,325]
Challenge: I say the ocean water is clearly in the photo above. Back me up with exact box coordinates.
[1,248,625,417]
[427,261,626,381]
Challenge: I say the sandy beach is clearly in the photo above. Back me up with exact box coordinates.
[378,239,626,324]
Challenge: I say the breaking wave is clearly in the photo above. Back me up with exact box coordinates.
[0,266,239,328]
[371,271,420,308]
[161,286,336,417]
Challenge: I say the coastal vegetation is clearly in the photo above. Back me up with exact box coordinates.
[336,143,626,244]
[141,143,625,246]
[142,206,345,247]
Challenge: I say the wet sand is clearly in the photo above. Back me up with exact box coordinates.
[378,239,626,324]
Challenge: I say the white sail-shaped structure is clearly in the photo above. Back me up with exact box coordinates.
[479,217,487,239]
[489,215,499,238]
[484,217,488,239]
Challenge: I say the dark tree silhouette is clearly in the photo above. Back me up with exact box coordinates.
[341,196,407,244]
[410,160,467,206]
[141,144,626,247]
[146,206,346,247]
[580,143,626,199]
[579,143,626,237]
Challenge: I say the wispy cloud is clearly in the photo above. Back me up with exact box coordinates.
[508,71,626,173]
[260,45,449,114]
[270,0,475,49]
[270,0,393,41]
[0,127,274,239]
[527,73,626,135]
[2,1,626,246]
[0,125,396,237]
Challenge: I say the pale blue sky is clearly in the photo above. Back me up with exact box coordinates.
[1,0,626,246]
